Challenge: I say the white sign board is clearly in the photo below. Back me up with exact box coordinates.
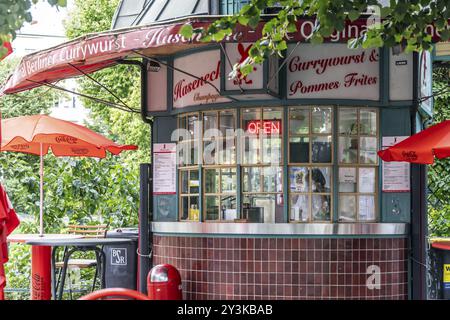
[224,42,264,91]
[389,52,413,101]
[153,143,177,195]
[419,50,433,114]
[147,63,168,112]
[173,50,231,109]
[286,43,380,100]
[382,136,410,192]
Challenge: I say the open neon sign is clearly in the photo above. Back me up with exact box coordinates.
[245,120,281,135]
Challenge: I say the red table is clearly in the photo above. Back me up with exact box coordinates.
[7,234,83,300]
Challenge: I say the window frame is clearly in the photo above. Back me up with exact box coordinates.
[288,106,334,223]
[179,167,200,221]
[337,107,380,223]
[203,166,238,222]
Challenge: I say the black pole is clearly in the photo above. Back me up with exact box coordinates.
[410,51,428,300]
[118,59,153,294]
[139,163,151,294]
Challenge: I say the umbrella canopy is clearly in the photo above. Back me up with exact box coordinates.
[378,120,450,164]
[0,184,20,300]
[1,114,137,157]
[0,114,137,236]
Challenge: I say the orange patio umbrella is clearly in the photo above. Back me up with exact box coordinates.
[378,120,450,164]
[1,114,137,236]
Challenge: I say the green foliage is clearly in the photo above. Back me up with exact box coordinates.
[187,0,449,77]
[429,205,450,237]
[0,0,66,57]
[427,67,450,237]
[3,0,149,299]
[64,0,149,168]
[64,0,119,39]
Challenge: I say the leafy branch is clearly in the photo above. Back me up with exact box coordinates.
[180,0,449,78]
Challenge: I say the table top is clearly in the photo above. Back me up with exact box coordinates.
[429,237,450,243]
[25,237,135,247]
[7,234,84,243]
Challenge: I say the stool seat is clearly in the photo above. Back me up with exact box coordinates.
[55,259,97,269]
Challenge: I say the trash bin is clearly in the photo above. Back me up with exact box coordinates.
[103,227,138,290]
[430,239,450,300]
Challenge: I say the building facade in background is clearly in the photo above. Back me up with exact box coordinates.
[9,0,88,124]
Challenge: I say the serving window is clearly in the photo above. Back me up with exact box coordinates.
[176,106,379,224]
[241,108,283,223]
[179,168,200,221]
[204,167,237,221]
[288,106,333,222]
[337,108,379,222]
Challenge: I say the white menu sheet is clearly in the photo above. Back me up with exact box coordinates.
[153,143,177,195]
[382,136,410,192]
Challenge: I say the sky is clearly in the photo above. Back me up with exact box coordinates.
[11,0,74,56]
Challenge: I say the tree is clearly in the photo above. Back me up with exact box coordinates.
[1,57,142,299]
[64,0,150,165]
[426,65,450,237]
[181,0,449,77]
[2,0,148,298]
[0,0,67,58]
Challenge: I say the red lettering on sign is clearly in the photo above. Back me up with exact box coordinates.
[246,120,281,135]
[288,51,369,75]
[173,60,221,102]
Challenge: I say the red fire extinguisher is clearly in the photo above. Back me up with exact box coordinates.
[147,264,182,300]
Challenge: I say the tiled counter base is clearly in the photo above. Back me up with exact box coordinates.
[152,236,408,300]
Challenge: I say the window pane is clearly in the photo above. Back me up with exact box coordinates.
[187,115,199,139]
[205,196,219,221]
[243,136,260,164]
[219,110,235,136]
[339,108,358,135]
[242,108,260,134]
[203,112,218,132]
[339,195,357,222]
[289,107,309,135]
[339,137,358,163]
[263,166,283,192]
[262,137,282,164]
[204,169,219,194]
[312,136,332,163]
[289,167,309,192]
[242,194,282,223]
[311,167,331,193]
[312,107,332,134]
[221,168,237,193]
[358,167,376,193]
[289,137,309,163]
[181,197,189,220]
[189,141,200,165]
[181,170,189,194]
[290,194,309,222]
[360,137,378,164]
[263,108,282,122]
[189,170,199,194]
[203,140,218,165]
[312,194,331,221]
[339,167,357,192]
[243,167,260,192]
[360,109,377,136]
[188,196,199,221]
[221,196,237,220]
[178,141,190,167]
[359,195,375,221]
[219,138,236,165]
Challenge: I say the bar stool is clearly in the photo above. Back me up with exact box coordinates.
[53,224,109,299]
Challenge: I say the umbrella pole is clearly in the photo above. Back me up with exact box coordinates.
[39,143,44,237]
